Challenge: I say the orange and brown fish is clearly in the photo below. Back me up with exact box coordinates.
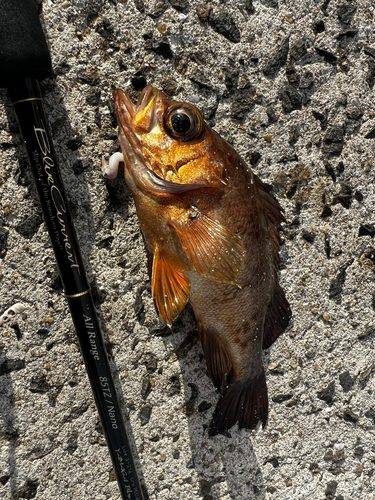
[102,85,291,436]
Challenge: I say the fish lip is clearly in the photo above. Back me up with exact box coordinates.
[113,84,156,119]
[113,88,136,118]
[113,87,152,172]
[136,84,156,112]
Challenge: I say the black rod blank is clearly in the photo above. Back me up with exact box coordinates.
[7,78,144,500]
[0,0,145,498]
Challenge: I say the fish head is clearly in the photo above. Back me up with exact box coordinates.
[114,84,230,187]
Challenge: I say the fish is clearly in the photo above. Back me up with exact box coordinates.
[102,84,291,436]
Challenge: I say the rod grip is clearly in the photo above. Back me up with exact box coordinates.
[0,0,51,87]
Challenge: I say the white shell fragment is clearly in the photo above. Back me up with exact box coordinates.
[0,303,27,326]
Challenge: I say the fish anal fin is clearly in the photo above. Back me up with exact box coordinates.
[263,283,292,349]
[151,247,190,327]
[209,370,268,436]
[199,324,232,390]
[170,212,246,286]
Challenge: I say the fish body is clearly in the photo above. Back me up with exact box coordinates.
[104,85,291,435]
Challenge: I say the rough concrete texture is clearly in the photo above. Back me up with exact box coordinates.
[1,0,375,499]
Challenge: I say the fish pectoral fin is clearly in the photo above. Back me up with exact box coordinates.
[170,212,246,286]
[151,247,190,327]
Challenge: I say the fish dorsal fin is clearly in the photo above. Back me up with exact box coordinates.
[254,174,286,272]
[151,246,190,327]
[253,174,292,347]
[170,211,246,286]
[262,282,292,349]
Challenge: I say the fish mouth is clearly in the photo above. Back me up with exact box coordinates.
[114,84,156,119]
[136,84,157,115]
[113,84,159,176]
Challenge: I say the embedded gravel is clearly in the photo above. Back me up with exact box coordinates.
[1,1,375,499]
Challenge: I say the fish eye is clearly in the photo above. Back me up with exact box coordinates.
[164,104,204,141]
[171,111,192,134]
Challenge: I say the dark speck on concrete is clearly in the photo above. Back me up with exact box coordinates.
[329,262,352,302]
[324,160,336,181]
[279,84,302,113]
[365,123,375,138]
[160,76,178,96]
[315,47,338,64]
[133,0,145,13]
[230,93,255,120]
[312,110,327,130]
[290,39,307,61]
[148,1,168,19]
[142,352,158,373]
[78,66,100,86]
[260,0,278,8]
[301,231,315,243]
[337,2,357,25]
[354,447,364,460]
[317,381,335,404]
[208,8,241,43]
[196,3,211,22]
[336,161,345,173]
[138,404,152,425]
[322,125,345,154]
[325,480,337,499]
[141,374,152,399]
[131,74,147,91]
[167,375,181,397]
[364,408,375,422]
[0,359,25,376]
[364,46,375,58]
[314,20,325,33]
[272,393,293,403]
[358,224,375,237]
[170,0,189,12]
[343,407,359,423]
[198,401,212,412]
[15,213,42,239]
[150,40,174,60]
[339,371,354,392]
[244,0,255,14]
[366,58,375,88]
[16,479,40,500]
[263,37,289,77]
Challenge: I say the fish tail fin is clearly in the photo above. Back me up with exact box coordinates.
[262,282,292,349]
[209,370,268,436]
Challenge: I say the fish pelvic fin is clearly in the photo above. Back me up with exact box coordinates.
[199,323,232,390]
[151,247,190,326]
[209,371,268,437]
[170,212,246,286]
[263,282,292,349]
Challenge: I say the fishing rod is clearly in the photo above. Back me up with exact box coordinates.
[0,1,145,498]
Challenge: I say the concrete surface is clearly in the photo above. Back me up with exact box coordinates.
[0,0,374,499]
